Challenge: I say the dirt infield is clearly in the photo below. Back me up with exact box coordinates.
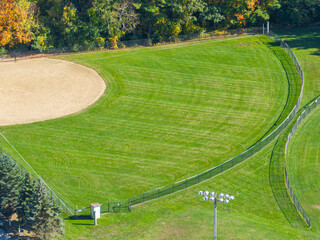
[0,58,106,126]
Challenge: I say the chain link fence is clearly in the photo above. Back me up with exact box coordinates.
[0,27,261,62]
[0,145,76,216]
[117,31,305,210]
[74,202,130,219]
[0,26,262,217]
[285,96,320,227]
[0,28,305,218]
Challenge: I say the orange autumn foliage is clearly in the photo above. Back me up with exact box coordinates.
[245,0,258,11]
[109,35,119,49]
[235,13,245,21]
[210,0,259,26]
[0,0,33,47]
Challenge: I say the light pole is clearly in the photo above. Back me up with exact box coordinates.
[198,190,234,240]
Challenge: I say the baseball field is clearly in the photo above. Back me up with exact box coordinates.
[0,28,319,239]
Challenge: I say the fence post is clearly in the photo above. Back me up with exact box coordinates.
[128,198,131,212]
[282,94,320,227]
[75,206,78,219]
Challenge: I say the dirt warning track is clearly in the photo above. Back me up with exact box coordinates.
[0,58,106,126]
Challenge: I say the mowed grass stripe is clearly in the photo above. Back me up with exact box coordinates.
[72,36,266,63]
[58,28,318,240]
[0,36,288,207]
[63,142,316,240]
[287,105,320,230]
[277,27,320,107]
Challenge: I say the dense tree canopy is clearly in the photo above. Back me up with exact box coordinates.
[272,0,320,26]
[0,0,319,50]
[0,154,64,238]
[0,0,36,47]
[0,155,22,218]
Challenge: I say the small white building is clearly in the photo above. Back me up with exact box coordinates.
[90,203,101,220]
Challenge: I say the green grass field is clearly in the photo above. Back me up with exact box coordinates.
[287,105,320,231]
[277,27,320,106]
[269,110,308,230]
[266,26,320,233]
[59,28,319,239]
[0,35,293,210]
[1,27,317,240]
[61,141,319,240]
[275,29,320,228]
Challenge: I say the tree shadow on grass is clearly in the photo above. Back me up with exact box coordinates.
[275,26,320,56]
[64,214,95,226]
[268,97,319,229]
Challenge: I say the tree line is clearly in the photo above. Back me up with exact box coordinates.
[1,0,320,52]
[0,154,64,239]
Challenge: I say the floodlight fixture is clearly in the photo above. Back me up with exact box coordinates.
[197,190,235,240]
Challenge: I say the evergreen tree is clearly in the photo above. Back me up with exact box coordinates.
[28,179,64,239]
[0,154,22,219]
[16,173,36,227]
[47,195,65,237]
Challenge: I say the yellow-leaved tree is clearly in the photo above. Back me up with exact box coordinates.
[0,0,35,47]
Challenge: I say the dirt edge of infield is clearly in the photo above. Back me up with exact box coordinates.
[0,58,106,126]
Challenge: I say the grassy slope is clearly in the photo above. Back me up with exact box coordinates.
[268,26,320,232]
[61,28,319,239]
[0,36,289,208]
[287,106,320,231]
[62,142,317,240]
[269,112,307,229]
[277,27,320,106]
[255,35,301,141]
